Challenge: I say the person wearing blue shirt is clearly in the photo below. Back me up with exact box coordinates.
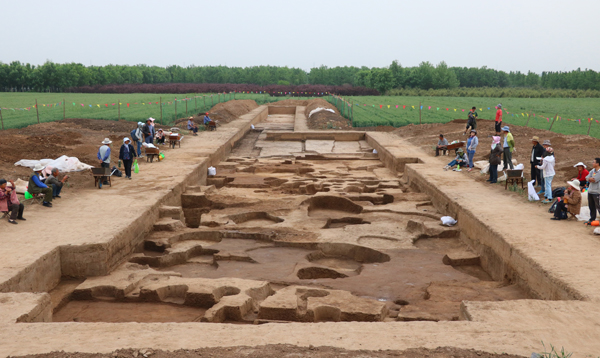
[28,164,53,207]
[203,113,211,125]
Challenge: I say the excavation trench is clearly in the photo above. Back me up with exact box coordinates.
[49,129,533,325]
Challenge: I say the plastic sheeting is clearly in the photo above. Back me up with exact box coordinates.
[441,216,457,226]
[15,155,92,172]
[528,180,540,201]
[308,107,335,118]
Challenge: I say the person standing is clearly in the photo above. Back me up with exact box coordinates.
[585,158,600,225]
[45,168,68,199]
[28,164,53,207]
[465,107,478,135]
[466,130,478,172]
[495,104,503,135]
[530,136,545,189]
[118,137,137,180]
[501,126,515,171]
[488,136,502,183]
[572,162,589,189]
[97,138,112,187]
[436,134,448,156]
[0,179,25,224]
[131,122,144,157]
[142,119,153,144]
[536,147,555,204]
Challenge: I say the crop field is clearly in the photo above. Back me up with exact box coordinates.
[0,92,289,129]
[340,95,600,138]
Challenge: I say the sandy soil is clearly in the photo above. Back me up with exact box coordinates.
[9,345,526,358]
[393,118,600,188]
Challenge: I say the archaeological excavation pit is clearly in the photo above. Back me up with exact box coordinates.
[48,127,532,325]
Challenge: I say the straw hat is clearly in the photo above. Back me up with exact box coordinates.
[567,179,581,191]
[33,164,46,172]
[531,136,540,142]
[102,138,112,144]
[573,162,587,168]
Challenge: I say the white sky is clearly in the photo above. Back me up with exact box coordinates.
[1,0,599,73]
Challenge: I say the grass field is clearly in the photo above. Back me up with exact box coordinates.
[0,92,287,129]
[340,95,600,138]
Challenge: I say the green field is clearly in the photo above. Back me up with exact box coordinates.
[0,92,287,129]
[335,95,600,138]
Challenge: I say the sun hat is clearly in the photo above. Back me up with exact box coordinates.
[542,140,551,146]
[33,164,46,172]
[470,129,477,134]
[148,117,155,122]
[102,138,112,145]
[457,148,464,153]
[497,104,502,109]
[567,179,581,191]
[531,136,540,142]
[502,126,510,132]
[573,162,587,168]
[123,137,130,143]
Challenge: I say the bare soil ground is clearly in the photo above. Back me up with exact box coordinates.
[393,118,600,187]
[9,345,526,358]
[0,100,254,192]
[174,100,258,127]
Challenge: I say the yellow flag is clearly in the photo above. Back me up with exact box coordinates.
[411,105,414,109]
[143,103,145,105]
[387,105,390,109]
[522,113,524,116]
[454,109,456,112]
[119,103,122,105]
[43,104,46,107]
[480,108,482,111]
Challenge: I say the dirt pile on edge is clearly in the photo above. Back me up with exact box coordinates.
[393,118,600,185]
[9,345,527,358]
[304,98,351,130]
[175,100,259,126]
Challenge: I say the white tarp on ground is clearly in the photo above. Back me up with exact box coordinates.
[308,107,335,118]
[15,155,93,172]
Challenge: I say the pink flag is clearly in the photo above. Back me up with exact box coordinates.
[396,105,398,108]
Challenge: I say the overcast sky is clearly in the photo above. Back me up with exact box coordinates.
[1,0,599,73]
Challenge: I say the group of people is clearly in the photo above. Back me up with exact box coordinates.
[551,158,600,223]
[187,112,213,135]
[0,164,69,224]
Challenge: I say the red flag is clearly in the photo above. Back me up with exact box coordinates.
[105,104,108,107]
[127,103,130,107]
[403,105,406,109]
[379,105,383,109]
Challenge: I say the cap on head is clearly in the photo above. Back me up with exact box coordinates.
[497,104,502,109]
[542,140,551,146]
[502,126,510,132]
[457,148,464,153]
[470,129,477,134]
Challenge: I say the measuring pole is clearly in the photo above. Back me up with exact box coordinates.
[194,94,197,112]
[175,99,177,119]
[0,108,4,130]
[525,108,532,127]
[548,112,559,131]
[203,96,206,111]
[185,98,188,114]
[160,97,163,125]
[63,98,66,120]
[118,99,120,120]
[419,101,422,125]
[211,95,213,107]
[35,99,40,124]
[587,118,594,136]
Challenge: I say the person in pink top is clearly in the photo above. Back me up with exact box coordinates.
[495,104,503,135]
[0,179,26,224]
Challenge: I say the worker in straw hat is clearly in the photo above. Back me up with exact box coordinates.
[28,164,54,207]
[572,162,589,189]
[97,138,112,187]
[530,136,545,189]
[551,179,582,220]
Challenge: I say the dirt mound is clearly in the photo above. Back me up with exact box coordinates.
[393,118,600,186]
[206,99,258,123]
[10,345,526,358]
[303,98,350,130]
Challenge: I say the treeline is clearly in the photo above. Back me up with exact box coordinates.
[1,60,599,94]
[388,87,600,98]
[67,83,379,96]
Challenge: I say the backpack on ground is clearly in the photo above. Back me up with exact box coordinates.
[548,198,560,213]
[552,187,565,198]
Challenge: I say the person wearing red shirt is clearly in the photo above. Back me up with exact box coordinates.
[572,162,589,189]
[495,104,503,135]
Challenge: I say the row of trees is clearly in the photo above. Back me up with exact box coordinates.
[1,60,599,93]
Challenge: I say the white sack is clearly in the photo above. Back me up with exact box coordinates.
[498,172,507,182]
[581,193,588,207]
[528,180,540,201]
[594,227,600,235]
[142,143,158,148]
[514,163,524,170]
[441,216,457,226]
[577,206,591,222]
[15,155,92,172]
[207,166,216,176]
[373,149,378,154]
[308,107,335,118]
